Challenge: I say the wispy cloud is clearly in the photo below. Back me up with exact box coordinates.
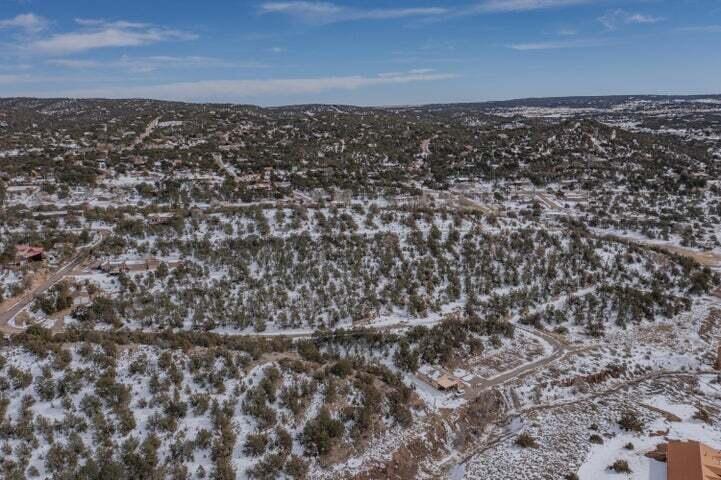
[508,38,609,50]
[676,25,721,33]
[0,73,34,84]
[260,2,448,24]
[378,69,436,78]
[0,13,47,33]
[470,0,595,14]
[74,19,151,29]
[47,55,260,72]
[28,18,196,55]
[557,28,578,36]
[37,71,457,101]
[598,9,663,30]
[261,1,607,25]
[46,59,100,69]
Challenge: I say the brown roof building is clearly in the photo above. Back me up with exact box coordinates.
[668,441,721,480]
[15,245,45,263]
[435,374,460,391]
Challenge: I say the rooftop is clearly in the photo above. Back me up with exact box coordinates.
[668,441,721,480]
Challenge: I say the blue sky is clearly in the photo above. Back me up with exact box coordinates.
[0,0,720,105]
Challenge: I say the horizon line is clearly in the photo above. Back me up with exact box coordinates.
[2,92,721,109]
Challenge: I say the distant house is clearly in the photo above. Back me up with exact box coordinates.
[332,189,352,205]
[190,208,204,220]
[99,257,177,275]
[6,185,40,200]
[667,440,721,480]
[146,213,176,225]
[15,245,45,264]
[352,303,377,327]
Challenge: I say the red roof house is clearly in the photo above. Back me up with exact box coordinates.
[15,245,45,263]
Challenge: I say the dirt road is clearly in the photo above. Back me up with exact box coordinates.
[0,230,108,333]
[449,369,719,472]
[464,325,566,398]
[124,116,160,151]
[213,152,239,182]
[601,232,721,268]
[420,138,432,157]
[535,192,564,210]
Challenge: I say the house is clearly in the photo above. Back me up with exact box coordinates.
[100,261,129,275]
[435,374,461,392]
[70,289,92,306]
[145,257,160,270]
[667,440,721,480]
[15,245,45,264]
[332,189,352,205]
[352,303,377,327]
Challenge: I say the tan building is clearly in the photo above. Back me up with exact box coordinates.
[435,374,460,392]
[667,441,721,480]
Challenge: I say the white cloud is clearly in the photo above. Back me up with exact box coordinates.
[0,13,47,32]
[598,9,663,30]
[74,19,151,29]
[261,1,341,17]
[28,19,196,55]
[509,38,608,50]
[42,71,457,101]
[260,2,448,23]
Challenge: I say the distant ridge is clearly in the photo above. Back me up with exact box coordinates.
[1,94,720,111]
